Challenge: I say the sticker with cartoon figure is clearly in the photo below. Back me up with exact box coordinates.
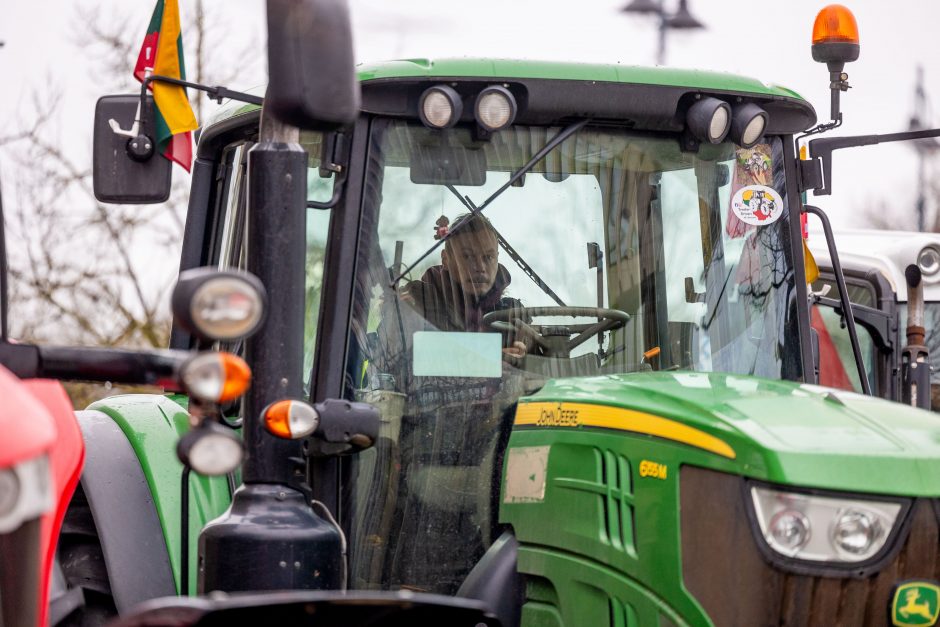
[730,185,783,226]
[726,143,774,237]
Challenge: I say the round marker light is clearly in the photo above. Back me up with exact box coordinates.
[177,422,244,476]
[191,278,264,341]
[0,457,52,534]
[730,103,769,148]
[830,509,881,558]
[180,352,251,404]
[918,246,940,277]
[263,400,320,440]
[419,85,462,129]
[685,97,731,144]
[769,509,811,554]
[172,268,267,342]
[0,469,20,518]
[475,86,517,132]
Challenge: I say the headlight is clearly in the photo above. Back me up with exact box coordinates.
[172,268,267,342]
[177,422,244,476]
[750,484,906,565]
[0,456,53,534]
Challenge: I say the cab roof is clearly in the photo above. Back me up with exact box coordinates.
[356,57,808,102]
[203,57,815,138]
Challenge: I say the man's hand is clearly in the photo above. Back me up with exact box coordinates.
[502,341,527,359]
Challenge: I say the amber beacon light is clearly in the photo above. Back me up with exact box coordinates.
[810,5,860,123]
[811,5,859,65]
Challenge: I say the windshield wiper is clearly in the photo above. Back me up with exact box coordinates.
[444,184,566,307]
[389,118,590,288]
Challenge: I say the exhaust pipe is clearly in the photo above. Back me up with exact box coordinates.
[902,264,931,410]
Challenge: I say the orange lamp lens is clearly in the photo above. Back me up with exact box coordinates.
[218,353,252,402]
[812,4,859,45]
[263,399,320,439]
[264,400,294,439]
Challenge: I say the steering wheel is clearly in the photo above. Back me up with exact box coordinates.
[483,306,630,358]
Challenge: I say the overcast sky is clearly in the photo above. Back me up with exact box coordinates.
[1,0,939,231]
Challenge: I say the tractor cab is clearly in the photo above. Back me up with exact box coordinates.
[326,73,811,592]
[181,58,818,598]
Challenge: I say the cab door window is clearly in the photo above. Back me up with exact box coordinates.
[207,134,334,393]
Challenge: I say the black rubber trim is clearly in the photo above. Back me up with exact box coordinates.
[76,410,177,611]
[741,476,915,578]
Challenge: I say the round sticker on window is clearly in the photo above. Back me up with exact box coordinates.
[730,185,783,226]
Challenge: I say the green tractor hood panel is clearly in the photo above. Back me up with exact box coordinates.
[520,372,940,497]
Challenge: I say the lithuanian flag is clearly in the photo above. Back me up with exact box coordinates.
[133,0,197,172]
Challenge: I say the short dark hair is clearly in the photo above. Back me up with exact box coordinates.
[445,213,496,249]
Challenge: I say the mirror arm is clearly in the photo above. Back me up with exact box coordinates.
[802,127,940,195]
[108,76,265,147]
[803,204,872,395]
[39,345,187,389]
[140,74,264,106]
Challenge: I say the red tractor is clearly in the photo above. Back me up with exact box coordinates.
[0,364,84,627]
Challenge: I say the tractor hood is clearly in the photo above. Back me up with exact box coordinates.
[522,372,940,497]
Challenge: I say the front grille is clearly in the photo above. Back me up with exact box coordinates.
[681,466,939,627]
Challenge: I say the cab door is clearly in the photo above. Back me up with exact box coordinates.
[810,270,897,398]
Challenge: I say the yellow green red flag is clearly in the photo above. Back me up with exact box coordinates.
[133,0,197,172]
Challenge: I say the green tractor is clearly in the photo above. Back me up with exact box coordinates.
[33,2,940,626]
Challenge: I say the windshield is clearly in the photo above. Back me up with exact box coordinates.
[340,119,801,593]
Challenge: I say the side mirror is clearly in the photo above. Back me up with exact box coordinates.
[265,0,361,130]
[93,95,172,204]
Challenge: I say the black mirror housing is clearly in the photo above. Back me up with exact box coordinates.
[265,0,361,130]
[93,95,172,204]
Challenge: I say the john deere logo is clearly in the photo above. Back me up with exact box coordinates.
[892,581,940,626]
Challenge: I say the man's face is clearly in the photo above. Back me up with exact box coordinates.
[442,228,499,299]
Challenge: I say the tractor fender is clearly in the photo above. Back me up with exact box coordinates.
[74,409,176,612]
[82,394,234,597]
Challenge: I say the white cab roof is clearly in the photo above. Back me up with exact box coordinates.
[807,228,940,302]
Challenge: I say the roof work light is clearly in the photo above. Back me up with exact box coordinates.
[730,103,769,148]
[685,97,731,144]
[419,85,463,129]
[475,86,517,133]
